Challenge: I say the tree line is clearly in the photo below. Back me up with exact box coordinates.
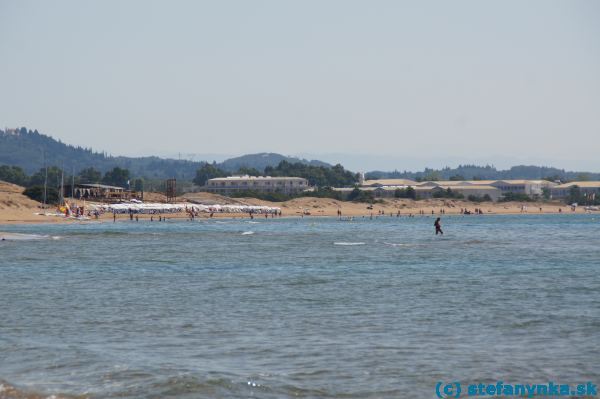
[366,164,600,182]
[0,165,147,204]
[193,160,358,187]
[0,165,136,188]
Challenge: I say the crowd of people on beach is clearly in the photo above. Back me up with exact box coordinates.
[89,203,282,216]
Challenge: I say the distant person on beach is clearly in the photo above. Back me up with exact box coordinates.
[434,217,443,235]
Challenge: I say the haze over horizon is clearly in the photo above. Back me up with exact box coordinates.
[1,0,599,171]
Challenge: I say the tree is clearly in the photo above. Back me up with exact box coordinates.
[500,192,533,202]
[0,165,29,186]
[576,173,590,181]
[433,188,463,199]
[236,166,261,176]
[467,194,492,202]
[264,161,357,187]
[421,171,441,181]
[78,167,102,183]
[132,178,145,192]
[29,166,64,188]
[102,167,130,188]
[541,187,551,200]
[23,186,59,204]
[347,188,375,203]
[567,185,582,204]
[193,163,227,186]
[394,186,416,199]
[302,187,343,200]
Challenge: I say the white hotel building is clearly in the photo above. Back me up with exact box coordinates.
[204,176,309,195]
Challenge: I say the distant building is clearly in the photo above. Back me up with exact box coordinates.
[362,178,417,187]
[415,185,503,201]
[414,179,556,198]
[332,178,560,201]
[550,181,600,200]
[64,183,135,201]
[487,180,556,197]
[204,176,309,195]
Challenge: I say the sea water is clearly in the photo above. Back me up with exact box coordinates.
[0,215,599,398]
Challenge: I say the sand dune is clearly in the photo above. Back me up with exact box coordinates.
[0,181,52,223]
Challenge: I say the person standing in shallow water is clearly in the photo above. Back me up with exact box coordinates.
[434,217,443,235]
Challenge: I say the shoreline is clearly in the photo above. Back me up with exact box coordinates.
[0,204,593,225]
[3,181,593,225]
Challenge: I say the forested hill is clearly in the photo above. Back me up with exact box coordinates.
[219,153,330,172]
[0,128,202,179]
[366,165,600,182]
[0,128,330,179]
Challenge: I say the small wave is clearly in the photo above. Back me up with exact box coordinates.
[70,231,131,237]
[283,277,330,286]
[241,231,254,235]
[149,375,246,397]
[0,380,85,399]
[69,231,166,238]
[462,239,486,245]
[0,233,53,241]
[334,242,365,246]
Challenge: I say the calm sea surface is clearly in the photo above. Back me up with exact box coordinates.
[1,215,599,398]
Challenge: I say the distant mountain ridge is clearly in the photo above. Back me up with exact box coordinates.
[0,128,330,179]
[2,127,598,182]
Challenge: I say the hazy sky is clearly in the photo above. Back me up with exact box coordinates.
[1,0,599,171]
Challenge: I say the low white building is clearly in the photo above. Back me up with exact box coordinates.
[419,185,503,201]
[361,178,417,187]
[550,181,600,200]
[338,178,559,201]
[204,175,309,195]
[488,180,556,197]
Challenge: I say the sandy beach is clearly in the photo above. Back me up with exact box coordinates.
[0,180,589,225]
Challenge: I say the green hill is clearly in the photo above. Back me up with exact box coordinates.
[0,127,332,181]
[218,153,330,172]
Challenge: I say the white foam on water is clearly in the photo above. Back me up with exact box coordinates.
[383,242,409,247]
[334,242,365,246]
[242,231,255,235]
[0,232,53,241]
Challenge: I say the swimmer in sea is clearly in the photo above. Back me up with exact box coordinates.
[434,217,443,235]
